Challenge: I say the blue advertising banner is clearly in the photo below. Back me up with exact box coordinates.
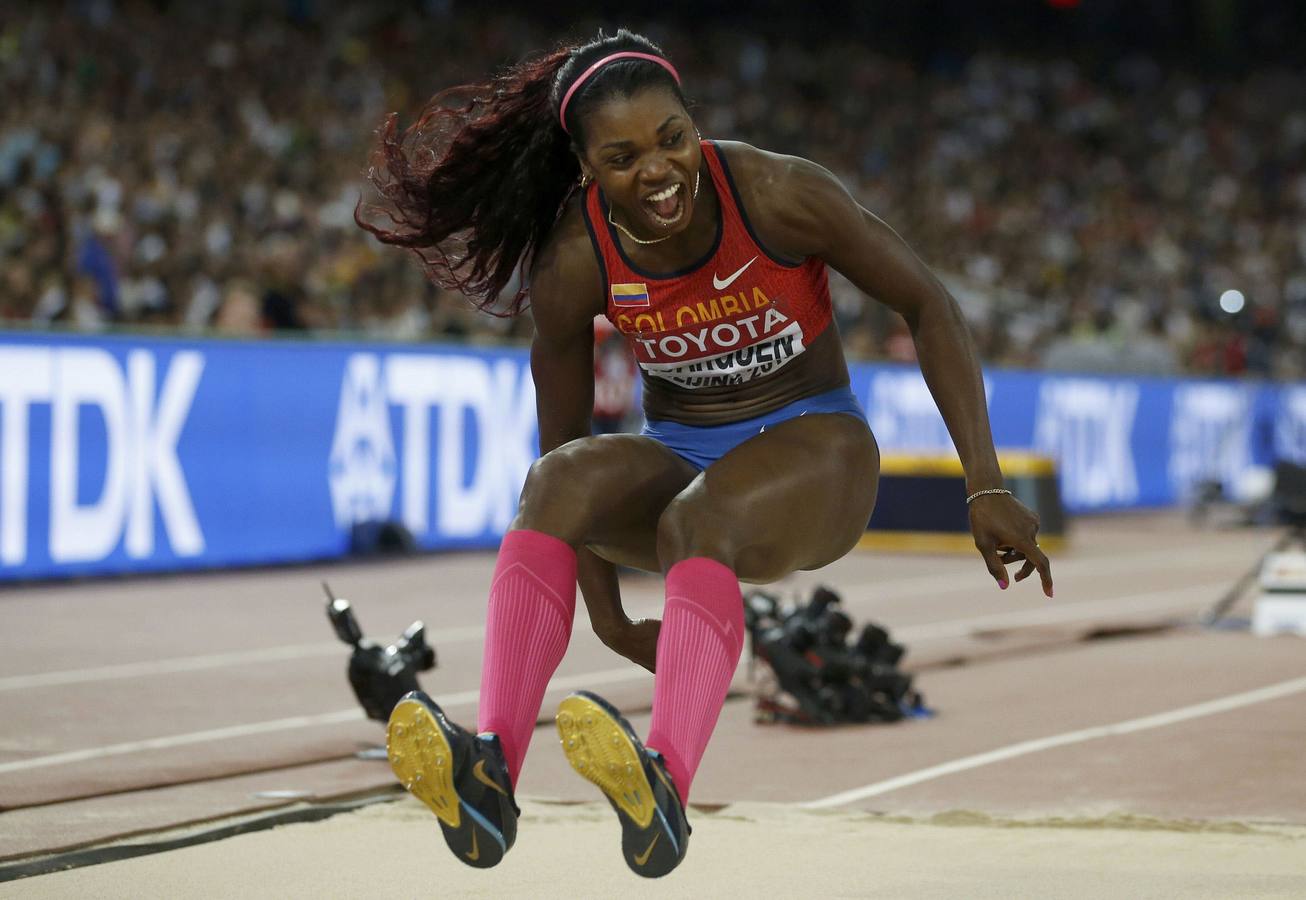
[1,331,1303,580]
[852,365,1299,510]
[0,333,536,580]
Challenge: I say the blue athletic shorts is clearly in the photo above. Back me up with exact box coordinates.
[641,385,868,471]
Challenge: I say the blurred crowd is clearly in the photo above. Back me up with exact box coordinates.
[2,1,1304,378]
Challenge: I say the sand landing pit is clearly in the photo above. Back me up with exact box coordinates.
[8,797,1305,899]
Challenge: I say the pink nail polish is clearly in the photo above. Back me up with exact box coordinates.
[999,579,1008,590]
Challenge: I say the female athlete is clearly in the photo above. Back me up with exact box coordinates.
[358,28,1053,879]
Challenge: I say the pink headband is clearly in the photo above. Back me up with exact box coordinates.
[558,51,681,134]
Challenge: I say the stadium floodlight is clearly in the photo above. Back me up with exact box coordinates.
[1219,289,1246,314]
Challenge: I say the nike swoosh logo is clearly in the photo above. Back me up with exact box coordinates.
[465,829,480,862]
[473,759,508,796]
[633,833,659,866]
[712,255,758,291]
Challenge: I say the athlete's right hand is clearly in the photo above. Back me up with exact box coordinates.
[968,493,1053,598]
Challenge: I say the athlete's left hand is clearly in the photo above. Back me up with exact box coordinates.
[595,617,661,673]
[968,493,1053,598]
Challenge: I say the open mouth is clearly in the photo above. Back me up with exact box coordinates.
[642,182,686,228]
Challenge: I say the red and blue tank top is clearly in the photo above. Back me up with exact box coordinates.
[582,141,833,391]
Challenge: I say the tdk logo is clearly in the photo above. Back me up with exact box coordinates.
[328,355,397,528]
[1168,384,1252,500]
[867,370,954,451]
[864,370,992,452]
[1034,379,1140,508]
[1276,387,1306,466]
[0,346,204,566]
[328,353,537,539]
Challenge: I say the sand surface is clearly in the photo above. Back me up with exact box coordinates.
[9,797,1305,899]
[5,514,1304,896]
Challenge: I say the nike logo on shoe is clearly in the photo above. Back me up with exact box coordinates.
[712,256,758,291]
[634,833,660,866]
[473,759,508,796]
[465,830,480,862]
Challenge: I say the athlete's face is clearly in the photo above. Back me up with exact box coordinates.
[578,87,702,240]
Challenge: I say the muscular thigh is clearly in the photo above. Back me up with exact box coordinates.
[658,414,880,583]
[514,434,698,571]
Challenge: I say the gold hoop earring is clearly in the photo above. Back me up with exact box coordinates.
[579,173,593,188]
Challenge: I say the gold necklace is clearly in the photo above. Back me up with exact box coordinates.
[608,170,701,246]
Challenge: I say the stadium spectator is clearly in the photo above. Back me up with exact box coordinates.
[1,2,1303,378]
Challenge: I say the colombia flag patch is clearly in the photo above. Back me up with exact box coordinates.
[610,282,650,308]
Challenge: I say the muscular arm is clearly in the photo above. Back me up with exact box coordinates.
[726,144,1052,596]
[779,166,1002,493]
[528,206,659,670]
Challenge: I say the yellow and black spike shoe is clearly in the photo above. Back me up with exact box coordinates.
[387,691,519,869]
[556,691,690,878]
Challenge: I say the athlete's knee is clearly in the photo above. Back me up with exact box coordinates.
[654,489,738,569]
[513,439,603,543]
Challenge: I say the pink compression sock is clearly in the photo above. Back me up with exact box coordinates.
[477,529,577,786]
[645,558,744,803]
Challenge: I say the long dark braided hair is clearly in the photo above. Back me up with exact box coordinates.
[355,29,687,316]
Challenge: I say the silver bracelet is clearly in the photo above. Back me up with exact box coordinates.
[966,488,1012,505]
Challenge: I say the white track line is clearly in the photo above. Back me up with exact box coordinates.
[0,541,1261,693]
[1,580,1206,694]
[803,674,1306,809]
[0,583,1219,777]
[0,626,486,693]
[0,665,649,776]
